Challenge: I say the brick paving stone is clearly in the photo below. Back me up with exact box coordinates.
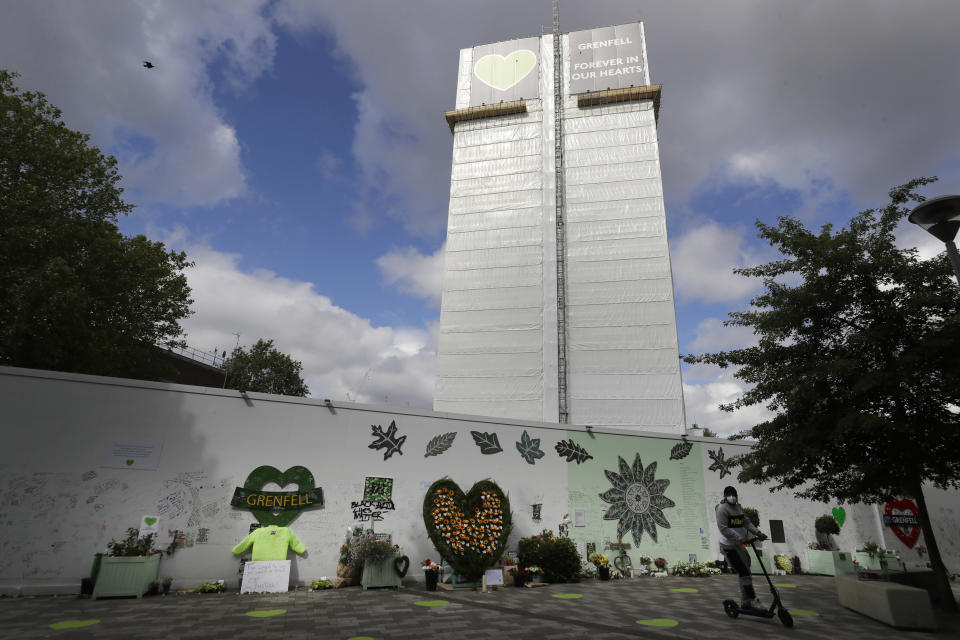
[0,575,957,639]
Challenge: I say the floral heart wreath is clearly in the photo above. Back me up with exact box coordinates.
[422,478,512,580]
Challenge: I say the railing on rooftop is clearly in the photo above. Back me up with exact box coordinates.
[166,344,226,369]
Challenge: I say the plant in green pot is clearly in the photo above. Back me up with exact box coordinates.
[92,528,163,600]
[815,514,840,549]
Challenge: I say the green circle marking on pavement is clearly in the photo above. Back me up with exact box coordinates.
[49,619,100,630]
[414,600,448,607]
[789,609,819,617]
[774,583,797,588]
[245,609,287,618]
[636,618,679,628]
[669,587,698,593]
[552,593,583,599]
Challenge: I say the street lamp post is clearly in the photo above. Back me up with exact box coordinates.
[908,195,960,286]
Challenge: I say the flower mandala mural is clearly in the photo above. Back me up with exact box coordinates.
[599,454,675,544]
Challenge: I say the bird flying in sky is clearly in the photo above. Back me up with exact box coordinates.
[143,61,154,69]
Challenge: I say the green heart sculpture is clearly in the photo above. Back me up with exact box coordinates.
[244,465,316,527]
[832,506,846,528]
[423,478,512,581]
[474,50,536,91]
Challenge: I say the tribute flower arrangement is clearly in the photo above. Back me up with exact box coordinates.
[422,478,513,581]
[589,553,610,568]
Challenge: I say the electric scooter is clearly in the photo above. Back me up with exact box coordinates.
[722,537,794,628]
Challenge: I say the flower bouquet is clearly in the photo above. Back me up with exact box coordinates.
[422,558,442,591]
[590,553,611,580]
[654,557,667,570]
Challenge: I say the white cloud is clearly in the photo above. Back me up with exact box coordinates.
[683,366,774,438]
[895,218,951,262]
[376,244,445,306]
[671,223,763,304]
[0,0,277,207]
[276,1,960,235]
[166,233,436,407]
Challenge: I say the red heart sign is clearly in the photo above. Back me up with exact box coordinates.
[883,499,921,548]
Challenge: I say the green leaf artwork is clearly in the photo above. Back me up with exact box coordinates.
[363,476,393,502]
[669,437,693,460]
[425,432,457,457]
[517,430,545,465]
[368,421,406,460]
[470,431,503,455]
[832,506,846,528]
[555,439,593,464]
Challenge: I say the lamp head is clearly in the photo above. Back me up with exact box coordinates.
[908,195,960,243]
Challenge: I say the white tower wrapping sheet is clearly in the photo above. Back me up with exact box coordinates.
[435,24,685,434]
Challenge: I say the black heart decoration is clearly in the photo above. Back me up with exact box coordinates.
[394,555,410,578]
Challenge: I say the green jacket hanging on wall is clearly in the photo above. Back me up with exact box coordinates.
[232,525,306,561]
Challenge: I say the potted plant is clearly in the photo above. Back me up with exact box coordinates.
[526,565,544,583]
[510,567,529,587]
[161,577,173,595]
[590,553,610,580]
[856,541,897,571]
[197,580,225,593]
[92,528,163,600]
[422,558,442,591]
[357,533,406,590]
[517,530,580,584]
[310,578,333,590]
[653,557,667,573]
[815,514,840,547]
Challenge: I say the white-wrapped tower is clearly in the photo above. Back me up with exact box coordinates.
[435,23,685,434]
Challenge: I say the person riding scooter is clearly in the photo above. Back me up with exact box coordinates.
[716,486,767,610]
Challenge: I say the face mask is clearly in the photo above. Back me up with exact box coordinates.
[726,496,737,505]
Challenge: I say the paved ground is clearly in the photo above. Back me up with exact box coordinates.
[2,574,958,639]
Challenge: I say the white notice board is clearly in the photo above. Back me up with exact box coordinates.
[240,560,291,594]
[484,569,504,586]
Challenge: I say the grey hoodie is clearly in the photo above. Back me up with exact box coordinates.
[716,501,760,549]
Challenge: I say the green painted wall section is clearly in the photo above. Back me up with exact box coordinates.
[566,431,710,568]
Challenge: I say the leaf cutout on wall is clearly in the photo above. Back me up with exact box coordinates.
[554,439,593,464]
[424,432,457,458]
[516,430,545,465]
[471,430,503,454]
[368,420,407,460]
[669,437,693,460]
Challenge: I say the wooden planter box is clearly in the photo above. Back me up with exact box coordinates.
[855,552,900,571]
[361,557,402,591]
[805,549,840,576]
[92,554,161,599]
[750,548,767,575]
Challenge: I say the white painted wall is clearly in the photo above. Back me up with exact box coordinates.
[0,366,571,594]
[1,366,955,595]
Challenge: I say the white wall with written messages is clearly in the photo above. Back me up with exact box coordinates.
[0,366,573,594]
[1,365,956,594]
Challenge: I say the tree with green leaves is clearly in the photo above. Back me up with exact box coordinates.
[224,338,309,396]
[0,70,193,380]
[685,178,960,610]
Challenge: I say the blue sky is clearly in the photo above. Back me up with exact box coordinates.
[3,0,959,433]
